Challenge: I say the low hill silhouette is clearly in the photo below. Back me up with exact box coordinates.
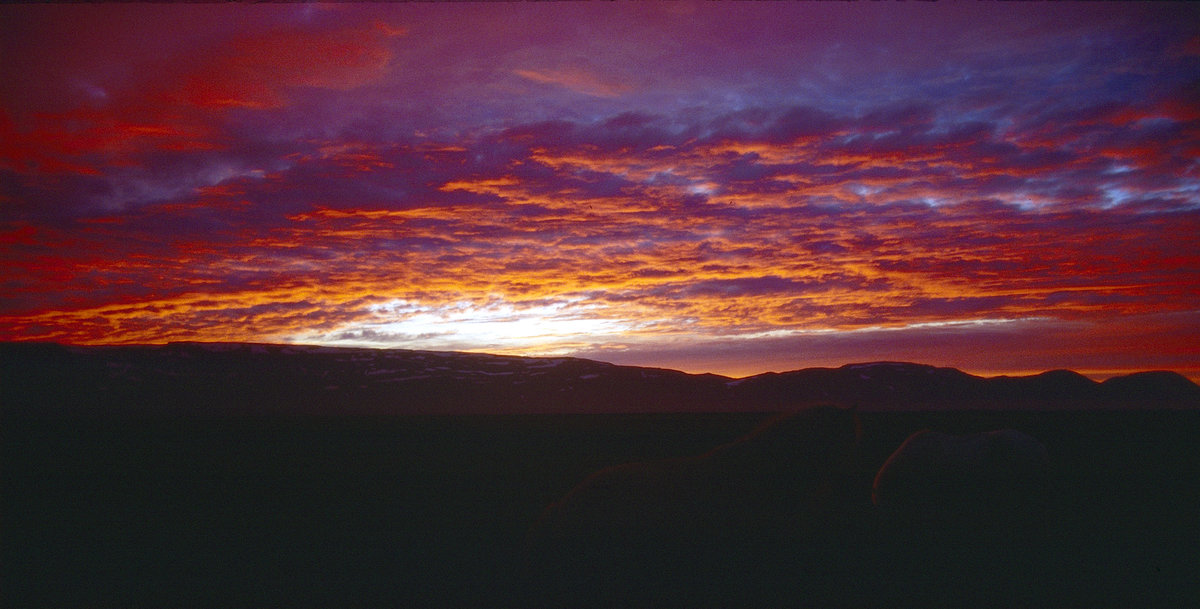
[2,342,1197,417]
[5,344,1199,607]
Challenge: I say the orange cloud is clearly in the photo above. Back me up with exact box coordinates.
[515,65,633,98]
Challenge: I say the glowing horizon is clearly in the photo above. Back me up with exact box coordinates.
[2,3,1198,382]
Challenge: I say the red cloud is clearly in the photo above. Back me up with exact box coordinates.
[2,3,1197,381]
[180,22,400,109]
[0,18,401,177]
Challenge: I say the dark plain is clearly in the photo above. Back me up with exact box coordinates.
[5,408,1198,608]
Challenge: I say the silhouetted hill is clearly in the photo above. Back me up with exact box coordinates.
[730,362,985,408]
[0,342,732,417]
[1099,370,1200,401]
[2,342,1197,417]
[731,362,1200,410]
[989,369,1100,401]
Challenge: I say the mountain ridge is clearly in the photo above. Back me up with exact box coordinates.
[2,341,1197,416]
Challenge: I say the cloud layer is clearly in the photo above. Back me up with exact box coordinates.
[2,3,1198,379]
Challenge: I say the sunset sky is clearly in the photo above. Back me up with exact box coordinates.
[2,2,1198,380]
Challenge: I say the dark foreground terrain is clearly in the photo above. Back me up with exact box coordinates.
[5,409,1199,607]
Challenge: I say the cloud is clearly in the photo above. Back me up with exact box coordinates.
[178,21,400,110]
[514,64,633,98]
[1,2,1197,380]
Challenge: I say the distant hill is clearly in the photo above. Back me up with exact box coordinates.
[2,342,1197,417]
[728,362,1200,410]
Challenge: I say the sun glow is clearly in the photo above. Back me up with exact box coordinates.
[2,2,1197,380]
[295,298,638,356]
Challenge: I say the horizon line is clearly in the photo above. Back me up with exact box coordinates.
[5,338,1196,385]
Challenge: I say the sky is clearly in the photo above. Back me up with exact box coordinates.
[2,2,1198,380]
